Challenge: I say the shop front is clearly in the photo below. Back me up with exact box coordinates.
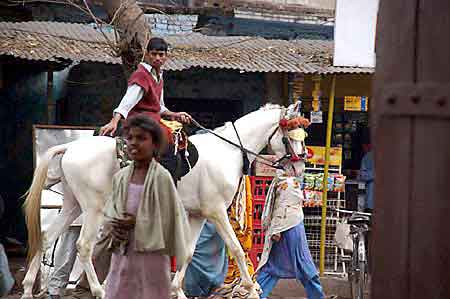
[250,72,374,275]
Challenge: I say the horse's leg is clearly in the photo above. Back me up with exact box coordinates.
[74,191,105,299]
[21,183,82,299]
[171,216,205,299]
[209,208,260,299]
[21,249,43,299]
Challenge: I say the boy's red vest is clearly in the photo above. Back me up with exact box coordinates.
[128,64,163,121]
[127,64,172,142]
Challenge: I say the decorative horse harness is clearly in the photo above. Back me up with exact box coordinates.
[267,108,309,167]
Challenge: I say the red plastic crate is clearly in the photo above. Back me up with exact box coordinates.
[252,199,265,228]
[251,176,272,229]
[249,249,263,269]
[249,176,272,268]
[250,176,273,200]
[252,227,265,250]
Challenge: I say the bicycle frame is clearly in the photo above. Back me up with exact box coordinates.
[333,208,371,299]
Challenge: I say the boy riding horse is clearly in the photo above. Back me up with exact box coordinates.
[100,37,192,177]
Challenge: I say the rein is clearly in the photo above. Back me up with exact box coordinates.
[190,118,285,170]
[232,121,250,173]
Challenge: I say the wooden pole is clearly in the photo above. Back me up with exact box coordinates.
[319,74,336,275]
[372,1,450,298]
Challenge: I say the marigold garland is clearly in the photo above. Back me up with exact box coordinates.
[279,117,311,130]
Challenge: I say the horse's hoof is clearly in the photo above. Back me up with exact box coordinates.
[246,284,262,299]
[92,287,105,299]
[246,290,260,299]
[173,290,188,299]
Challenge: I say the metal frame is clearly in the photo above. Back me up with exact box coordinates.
[303,162,347,277]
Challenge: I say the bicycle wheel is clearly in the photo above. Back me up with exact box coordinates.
[349,269,359,299]
[357,261,366,299]
[349,261,366,299]
[348,250,359,299]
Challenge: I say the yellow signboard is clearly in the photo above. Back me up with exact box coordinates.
[306,146,342,166]
[344,96,369,111]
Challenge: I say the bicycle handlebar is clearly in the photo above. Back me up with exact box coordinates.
[330,207,372,217]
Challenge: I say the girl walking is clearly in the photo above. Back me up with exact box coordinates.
[103,115,190,299]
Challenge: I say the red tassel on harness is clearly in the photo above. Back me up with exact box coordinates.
[171,256,176,272]
[279,119,289,128]
[290,154,301,162]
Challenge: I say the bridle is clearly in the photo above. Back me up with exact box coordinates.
[267,109,308,165]
[190,118,285,170]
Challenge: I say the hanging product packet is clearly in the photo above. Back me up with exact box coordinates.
[314,191,323,207]
[303,173,316,190]
[327,175,335,191]
[333,174,346,192]
[304,190,316,207]
[315,173,324,191]
[313,173,335,191]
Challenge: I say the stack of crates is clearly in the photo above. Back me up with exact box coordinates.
[249,176,273,268]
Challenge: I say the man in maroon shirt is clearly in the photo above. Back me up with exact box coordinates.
[99,37,192,179]
[100,37,191,136]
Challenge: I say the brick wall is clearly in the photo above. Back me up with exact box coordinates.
[146,14,198,35]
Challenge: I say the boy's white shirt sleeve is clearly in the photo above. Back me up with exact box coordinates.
[113,84,144,119]
[160,89,168,113]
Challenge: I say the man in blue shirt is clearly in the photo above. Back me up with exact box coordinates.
[359,129,374,212]
[0,194,14,297]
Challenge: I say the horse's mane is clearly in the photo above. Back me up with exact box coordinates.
[260,103,283,111]
[206,103,290,133]
[213,122,232,133]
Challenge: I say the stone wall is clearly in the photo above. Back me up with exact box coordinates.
[61,63,127,126]
[60,65,267,128]
[197,15,333,40]
[164,68,266,128]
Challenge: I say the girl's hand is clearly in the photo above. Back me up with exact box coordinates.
[110,213,136,242]
[110,227,129,243]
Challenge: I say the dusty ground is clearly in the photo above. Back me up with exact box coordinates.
[5,256,357,299]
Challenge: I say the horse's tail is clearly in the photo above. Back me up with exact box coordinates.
[23,144,68,260]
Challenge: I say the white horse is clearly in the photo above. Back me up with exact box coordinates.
[21,103,308,299]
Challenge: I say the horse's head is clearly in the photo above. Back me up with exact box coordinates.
[268,102,310,177]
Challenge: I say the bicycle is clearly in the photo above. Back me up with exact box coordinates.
[333,207,371,299]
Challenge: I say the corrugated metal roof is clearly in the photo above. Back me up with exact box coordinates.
[0,21,374,74]
[0,22,120,64]
[163,35,373,74]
